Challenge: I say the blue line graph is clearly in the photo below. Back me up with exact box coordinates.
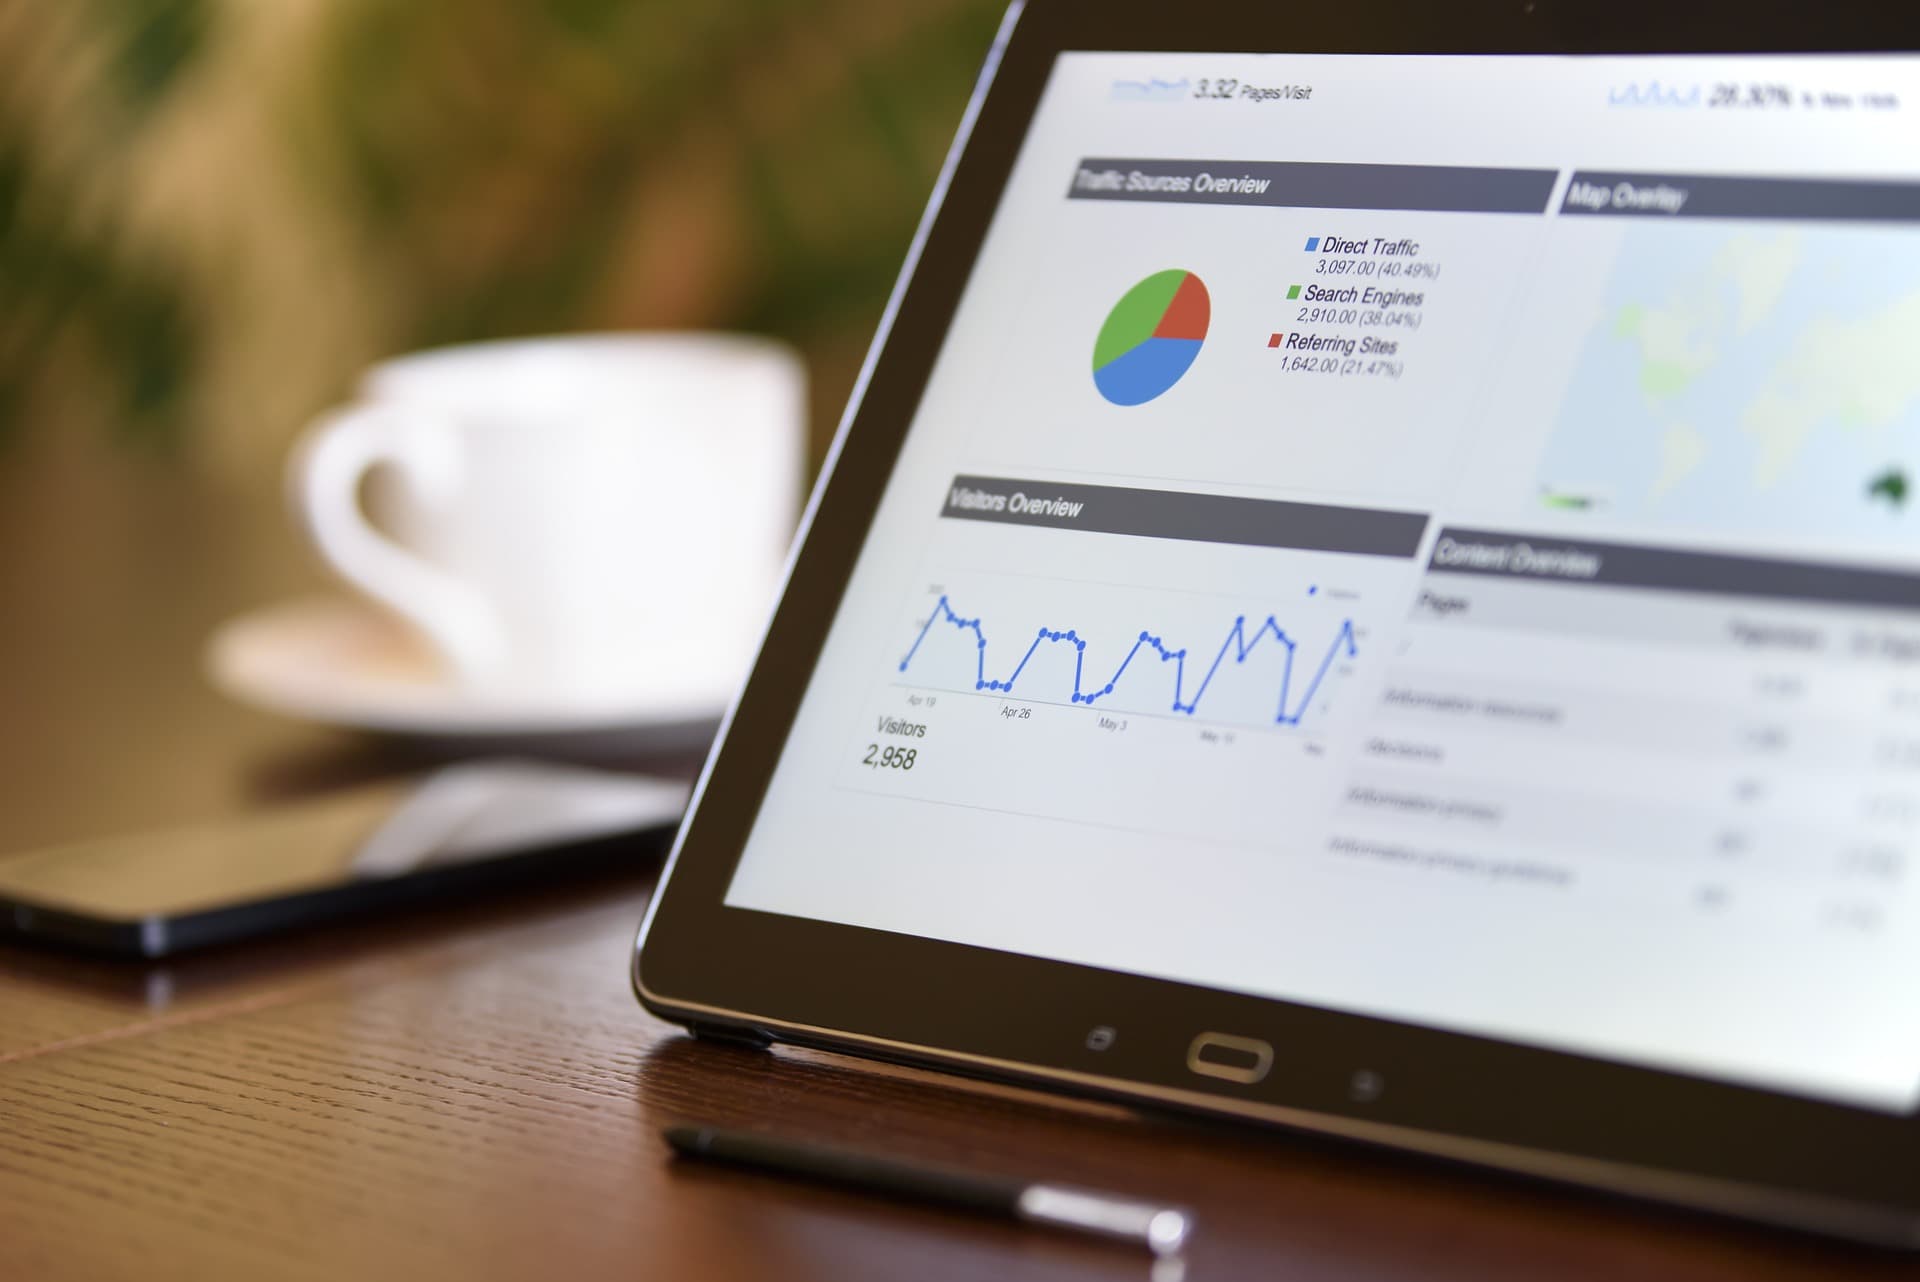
[1110,76,1190,103]
[1607,81,1702,108]
[898,595,1357,726]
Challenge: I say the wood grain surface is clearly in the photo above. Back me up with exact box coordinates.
[4,424,1920,1281]
[4,866,1917,1282]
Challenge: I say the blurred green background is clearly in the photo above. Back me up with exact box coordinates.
[0,0,1003,483]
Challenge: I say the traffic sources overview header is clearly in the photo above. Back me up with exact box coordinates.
[1068,159,1555,214]
[1070,159,1920,222]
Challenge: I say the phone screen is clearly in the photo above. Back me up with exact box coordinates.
[0,761,686,955]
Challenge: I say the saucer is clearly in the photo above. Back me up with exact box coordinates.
[206,596,732,749]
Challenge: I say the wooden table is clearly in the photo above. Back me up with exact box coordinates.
[2,439,1917,1281]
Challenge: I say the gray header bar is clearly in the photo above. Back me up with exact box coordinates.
[944,476,1427,559]
[1560,171,1920,223]
[1428,527,1920,610]
[1069,159,1558,214]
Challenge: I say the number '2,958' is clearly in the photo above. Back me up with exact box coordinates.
[862,744,917,770]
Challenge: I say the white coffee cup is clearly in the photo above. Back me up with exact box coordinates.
[291,334,804,707]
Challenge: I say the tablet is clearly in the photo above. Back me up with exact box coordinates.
[634,0,1920,1245]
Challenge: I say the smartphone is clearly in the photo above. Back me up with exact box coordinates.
[0,760,686,957]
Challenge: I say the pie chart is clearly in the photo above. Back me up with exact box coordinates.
[1092,269,1210,406]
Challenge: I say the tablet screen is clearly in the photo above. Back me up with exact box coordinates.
[725,51,1920,1113]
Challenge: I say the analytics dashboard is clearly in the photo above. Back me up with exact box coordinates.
[724,51,1920,1114]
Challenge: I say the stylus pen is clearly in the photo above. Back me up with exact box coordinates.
[664,1123,1194,1257]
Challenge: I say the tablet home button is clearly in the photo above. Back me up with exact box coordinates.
[1186,1032,1274,1084]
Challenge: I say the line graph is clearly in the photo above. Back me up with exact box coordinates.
[1606,81,1702,108]
[898,594,1356,726]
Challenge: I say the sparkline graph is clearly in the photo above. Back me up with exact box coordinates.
[898,594,1357,726]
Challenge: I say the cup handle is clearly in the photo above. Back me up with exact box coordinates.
[290,405,504,684]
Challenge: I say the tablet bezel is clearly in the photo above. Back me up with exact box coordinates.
[636,0,1920,1245]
